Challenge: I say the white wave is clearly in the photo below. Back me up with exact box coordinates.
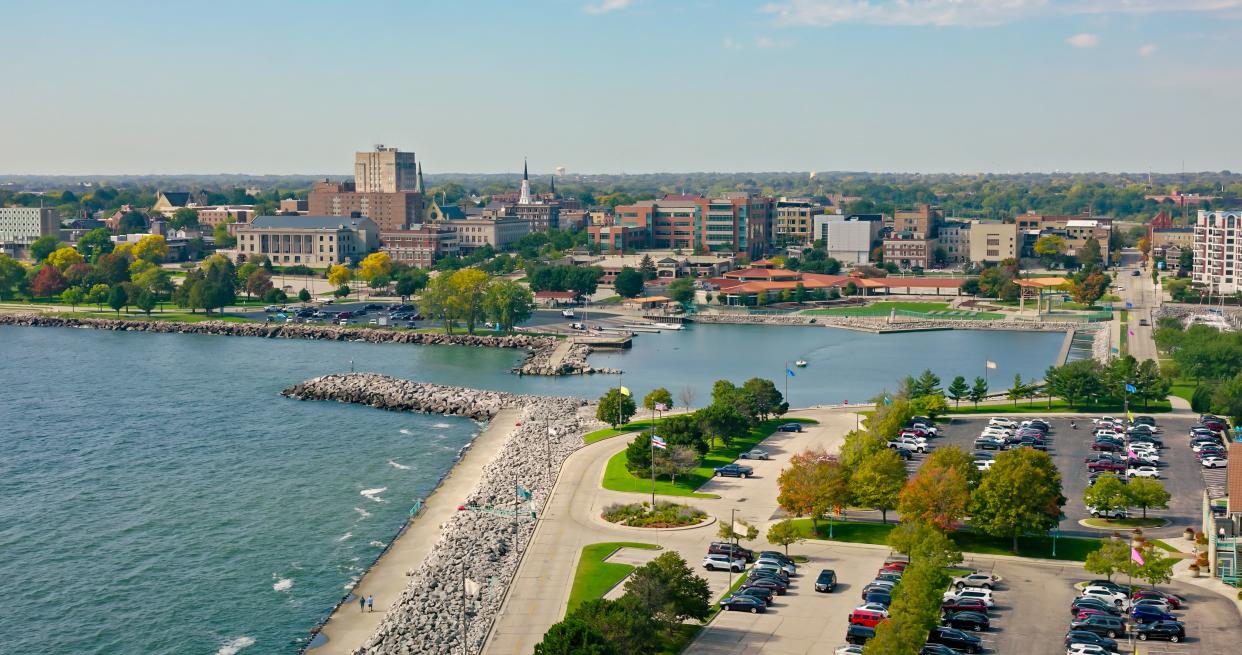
[272,578,293,592]
[216,637,255,655]
[353,507,371,519]
[343,576,359,591]
[370,540,387,548]
[399,428,413,435]
[336,532,352,542]
[360,487,388,503]
[433,422,452,429]
[387,459,411,470]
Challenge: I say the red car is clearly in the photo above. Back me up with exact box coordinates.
[880,561,908,573]
[1092,441,1123,452]
[1132,589,1184,609]
[941,598,990,615]
[1088,460,1126,472]
[1075,608,1116,620]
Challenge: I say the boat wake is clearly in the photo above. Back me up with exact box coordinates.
[387,459,411,470]
[433,422,452,429]
[336,532,352,542]
[360,487,388,503]
[272,577,293,592]
[216,636,255,655]
[354,507,371,519]
[399,428,413,435]
[369,540,386,548]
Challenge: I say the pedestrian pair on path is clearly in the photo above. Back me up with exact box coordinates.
[359,595,374,612]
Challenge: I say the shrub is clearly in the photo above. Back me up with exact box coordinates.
[1191,385,1215,413]
[601,501,706,528]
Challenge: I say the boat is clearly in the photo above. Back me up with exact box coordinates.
[651,322,685,331]
[795,360,808,367]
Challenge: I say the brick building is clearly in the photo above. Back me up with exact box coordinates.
[380,225,459,268]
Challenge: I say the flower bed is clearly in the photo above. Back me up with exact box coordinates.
[602,501,707,528]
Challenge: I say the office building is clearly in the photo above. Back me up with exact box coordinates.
[813,213,880,264]
[613,192,773,257]
[380,225,459,268]
[0,207,59,245]
[308,147,425,231]
[774,198,820,244]
[233,215,380,267]
[938,222,970,263]
[967,221,1019,264]
[438,217,531,251]
[354,145,418,193]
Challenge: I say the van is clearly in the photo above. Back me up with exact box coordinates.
[849,609,886,628]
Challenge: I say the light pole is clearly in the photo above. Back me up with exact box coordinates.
[728,508,737,592]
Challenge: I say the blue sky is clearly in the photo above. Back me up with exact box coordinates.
[0,0,1239,175]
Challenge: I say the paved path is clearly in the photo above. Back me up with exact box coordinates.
[310,408,521,654]
[482,407,858,655]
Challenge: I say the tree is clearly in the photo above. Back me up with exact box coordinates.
[298,288,311,302]
[655,445,699,484]
[29,235,61,263]
[0,255,26,300]
[47,247,84,271]
[86,283,110,309]
[946,375,969,407]
[213,222,236,248]
[667,277,695,303]
[564,266,603,298]
[568,597,659,655]
[30,264,68,299]
[1125,478,1171,519]
[968,377,989,406]
[597,388,637,427]
[897,465,970,531]
[839,429,887,472]
[135,290,157,316]
[909,369,942,397]
[395,269,429,299]
[483,278,535,333]
[740,377,787,420]
[697,401,749,448]
[169,207,200,231]
[132,234,169,264]
[76,228,114,262]
[357,251,393,284]
[107,284,128,315]
[1132,542,1176,589]
[777,448,837,532]
[909,394,947,421]
[1043,359,1104,408]
[535,618,616,655]
[643,387,673,411]
[887,520,963,568]
[133,267,174,304]
[448,268,491,334]
[717,517,759,543]
[118,211,148,234]
[420,273,456,333]
[638,254,657,280]
[1210,371,1242,423]
[1083,475,1129,516]
[327,264,353,289]
[1069,271,1109,306]
[1084,540,1133,582]
[60,286,84,310]
[623,551,711,624]
[970,448,1065,552]
[677,385,696,411]
[93,252,130,285]
[1006,374,1026,406]
[850,449,906,523]
[1034,235,1067,268]
[243,268,272,300]
[765,519,802,555]
[614,266,644,298]
[1078,236,1103,270]
[923,445,982,488]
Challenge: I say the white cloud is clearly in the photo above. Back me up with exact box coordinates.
[762,0,1242,27]
[755,36,794,48]
[722,37,741,49]
[1139,43,1158,57]
[584,0,632,15]
[1067,32,1100,47]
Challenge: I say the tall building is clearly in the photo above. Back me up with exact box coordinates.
[506,161,560,231]
[613,192,772,257]
[0,207,59,246]
[1193,209,1242,294]
[354,145,418,193]
[813,213,881,264]
[773,198,820,245]
[937,222,970,263]
[883,205,944,269]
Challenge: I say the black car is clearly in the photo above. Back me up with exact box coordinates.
[928,626,982,653]
[740,577,787,595]
[758,550,793,565]
[1070,615,1126,639]
[863,590,892,607]
[1071,597,1123,616]
[814,569,837,592]
[845,624,876,645]
[778,422,803,432]
[943,611,989,632]
[1065,630,1119,652]
[719,594,766,613]
[919,645,959,655]
[893,448,915,460]
[709,542,755,562]
[735,585,774,606]
[1136,620,1185,642]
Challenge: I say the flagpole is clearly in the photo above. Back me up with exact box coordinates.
[784,360,789,401]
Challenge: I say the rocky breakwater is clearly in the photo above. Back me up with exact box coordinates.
[514,341,621,376]
[281,373,602,655]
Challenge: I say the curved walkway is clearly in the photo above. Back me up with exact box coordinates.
[481,407,858,655]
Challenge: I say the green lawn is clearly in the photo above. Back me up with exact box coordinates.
[566,542,661,616]
[789,519,1104,562]
[601,417,818,499]
[944,398,1172,415]
[62,310,254,323]
[1083,517,1169,529]
[1120,310,1130,355]
[804,302,951,316]
[595,295,623,304]
[584,419,657,445]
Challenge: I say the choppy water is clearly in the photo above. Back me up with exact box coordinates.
[0,324,1062,653]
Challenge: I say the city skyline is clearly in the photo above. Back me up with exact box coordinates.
[1,0,1240,175]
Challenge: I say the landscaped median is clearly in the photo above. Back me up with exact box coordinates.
[787,518,1107,562]
[566,542,661,615]
[601,417,818,499]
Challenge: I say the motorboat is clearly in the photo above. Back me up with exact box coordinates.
[795,360,808,367]
[652,322,685,330]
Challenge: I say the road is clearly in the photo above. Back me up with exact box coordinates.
[1115,248,1159,362]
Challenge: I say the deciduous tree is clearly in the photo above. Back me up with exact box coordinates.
[850,448,906,523]
[777,448,837,532]
[131,234,169,264]
[766,519,802,555]
[597,388,637,427]
[60,286,84,310]
[643,387,673,411]
[623,551,712,624]
[613,266,644,298]
[1083,476,1129,516]
[47,246,84,271]
[30,264,68,299]
[107,284,128,315]
[1084,540,1133,582]
[29,235,61,263]
[483,278,535,332]
[1124,478,1171,519]
[897,465,970,531]
[970,448,1065,552]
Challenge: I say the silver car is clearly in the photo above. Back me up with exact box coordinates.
[739,449,770,460]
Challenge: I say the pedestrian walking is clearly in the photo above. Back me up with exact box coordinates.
[359,595,366,612]
[367,595,374,612]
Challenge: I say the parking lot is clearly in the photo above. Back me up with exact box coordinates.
[931,414,1205,538]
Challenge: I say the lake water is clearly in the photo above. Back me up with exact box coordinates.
[0,324,1063,654]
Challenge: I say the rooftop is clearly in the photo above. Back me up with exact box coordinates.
[249,215,375,230]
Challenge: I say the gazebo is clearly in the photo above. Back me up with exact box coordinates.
[1014,277,1071,314]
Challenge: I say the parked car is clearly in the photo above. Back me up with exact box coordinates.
[1092,440,1124,453]
[988,418,1018,428]
[708,542,755,561]
[719,594,766,613]
[880,561,909,573]
[927,626,982,653]
[1088,460,1126,472]
[1130,598,1173,613]
[739,577,787,595]
[942,589,994,608]
[778,422,804,432]
[942,610,990,632]
[854,602,890,616]
[1080,586,1130,607]
[887,436,928,453]
[845,624,877,645]
[1127,466,1160,479]
[919,644,959,655]
[757,550,793,564]
[713,463,753,478]
[974,437,1005,450]
[1135,620,1185,642]
[1086,506,1129,519]
[1070,597,1123,616]
[735,585,774,606]
[951,573,1002,590]
[1069,615,1126,639]
[1130,606,1177,624]
[814,569,837,592]
[834,646,863,655]
[863,590,892,607]
[1064,630,1119,652]
[941,597,990,615]
[739,449,769,460]
[1132,589,1184,609]
[849,608,887,628]
[1067,644,1111,655]
[703,554,746,572]
[1085,580,1133,594]
[752,563,792,580]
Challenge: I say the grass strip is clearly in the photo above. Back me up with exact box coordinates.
[788,518,1105,562]
[565,542,661,616]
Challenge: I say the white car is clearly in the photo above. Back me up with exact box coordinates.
[1086,505,1129,519]
[834,646,864,655]
[888,436,928,453]
[1131,598,1173,613]
[1067,644,1110,655]
[1080,586,1130,607]
[981,427,1013,438]
[976,460,994,472]
[755,557,796,575]
[951,573,1002,590]
[739,449,770,460]
[1127,466,1160,479]
[1093,416,1121,426]
[854,603,890,616]
[1129,450,1160,463]
[942,589,995,607]
[988,418,1018,428]
[1192,441,1223,453]
[702,554,746,572]
[910,422,939,436]
[1202,456,1229,469]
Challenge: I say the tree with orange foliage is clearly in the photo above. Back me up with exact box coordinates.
[897,464,970,531]
[777,447,840,533]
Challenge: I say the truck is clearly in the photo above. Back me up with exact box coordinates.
[713,463,753,478]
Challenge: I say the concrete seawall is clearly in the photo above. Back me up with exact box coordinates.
[282,373,602,655]
[689,312,1088,333]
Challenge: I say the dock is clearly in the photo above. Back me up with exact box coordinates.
[570,333,634,349]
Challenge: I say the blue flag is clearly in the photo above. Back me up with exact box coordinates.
[883,396,892,406]
[786,368,796,378]
[1125,383,1137,393]
[1125,302,1133,309]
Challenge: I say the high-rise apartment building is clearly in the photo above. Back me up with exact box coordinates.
[1193,209,1242,294]
[354,146,418,193]
[774,198,820,244]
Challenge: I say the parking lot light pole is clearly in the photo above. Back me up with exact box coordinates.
[728,507,737,592]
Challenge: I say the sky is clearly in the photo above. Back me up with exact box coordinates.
[1,0,1240,175]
